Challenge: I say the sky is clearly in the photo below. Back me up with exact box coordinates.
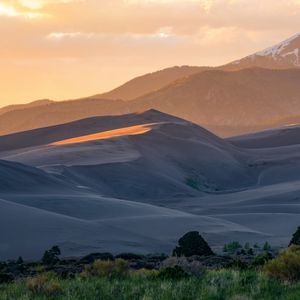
[1,0,300,106]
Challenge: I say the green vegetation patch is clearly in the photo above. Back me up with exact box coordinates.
[0,269,299,300]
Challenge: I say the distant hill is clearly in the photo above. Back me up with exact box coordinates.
[0,99,53,116]
[94,66,210,100]
[127,68,300,136]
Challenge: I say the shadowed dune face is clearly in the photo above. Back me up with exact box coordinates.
[50,123,160,146]
[3,111,300,259]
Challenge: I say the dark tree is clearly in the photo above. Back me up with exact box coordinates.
[173,231,214,257]
[263,242,271,251]
[42,245,61,265]
[290,227,300,246]
[247,248,254,256]
[16,256,24,264]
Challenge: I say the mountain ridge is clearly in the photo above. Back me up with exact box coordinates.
[1,33,300,137]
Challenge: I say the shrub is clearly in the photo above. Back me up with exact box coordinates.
[228,259,248,270]
[157,266,189,280]
[173,231,214,257]
[224,241,242,254]
[0,273,13,284]
[116,253,144,260]
[26,273,62,296]
[244,243,250,250]
[185,177,200,190]
[115,258,130,276]
[247,248,254,256]
[161,257,205,276]
[290,226,300,246]
[252,252,273,267]
[80,252,114,264]
[264,245,300,282]
[83,258,129,278]
[134,268,158,278]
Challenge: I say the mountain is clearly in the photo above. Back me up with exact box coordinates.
[0,99,53,116]
[93,66,210,100]
[226,33,300,70]
[0,98,127,136]
[1,34,300,137]
[128,68,300,136]
[1,68,300,137]
[0,66,207,117]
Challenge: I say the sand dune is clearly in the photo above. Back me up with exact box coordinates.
[51,123,159,146]
[1,111,300,259]
[0,195,266,260]
[0,111,254,198]
[228,125,300,148]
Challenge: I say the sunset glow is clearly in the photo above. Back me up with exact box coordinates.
[1,0,300,105]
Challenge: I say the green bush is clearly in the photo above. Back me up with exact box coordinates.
[252,252,273,267]
[83,258,129,278]
[185,177,200,190]
[224,241,243,254]
[26,273,62,296]
[264,245,300,282]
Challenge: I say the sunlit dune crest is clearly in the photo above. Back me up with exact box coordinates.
[50,122,160,146]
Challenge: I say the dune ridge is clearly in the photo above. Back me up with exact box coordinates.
[1,110,300,259]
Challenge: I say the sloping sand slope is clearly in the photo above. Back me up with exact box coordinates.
[1,110,300,259]
[228,125,300,148]
[0,111,254,197]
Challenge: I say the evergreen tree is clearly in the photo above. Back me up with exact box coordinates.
[42,245,61,265]
[173,231,214,257]
[263,242,271,251]
[290,226,300,246]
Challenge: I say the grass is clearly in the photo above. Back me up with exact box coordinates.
[1,269,300,300]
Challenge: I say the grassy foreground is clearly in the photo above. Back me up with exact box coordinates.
[1,269,300,300]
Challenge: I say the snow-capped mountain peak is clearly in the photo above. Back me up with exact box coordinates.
[228,33,300,69]
[255,33,300,65]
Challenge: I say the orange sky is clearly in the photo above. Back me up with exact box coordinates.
[1,0,300,106]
